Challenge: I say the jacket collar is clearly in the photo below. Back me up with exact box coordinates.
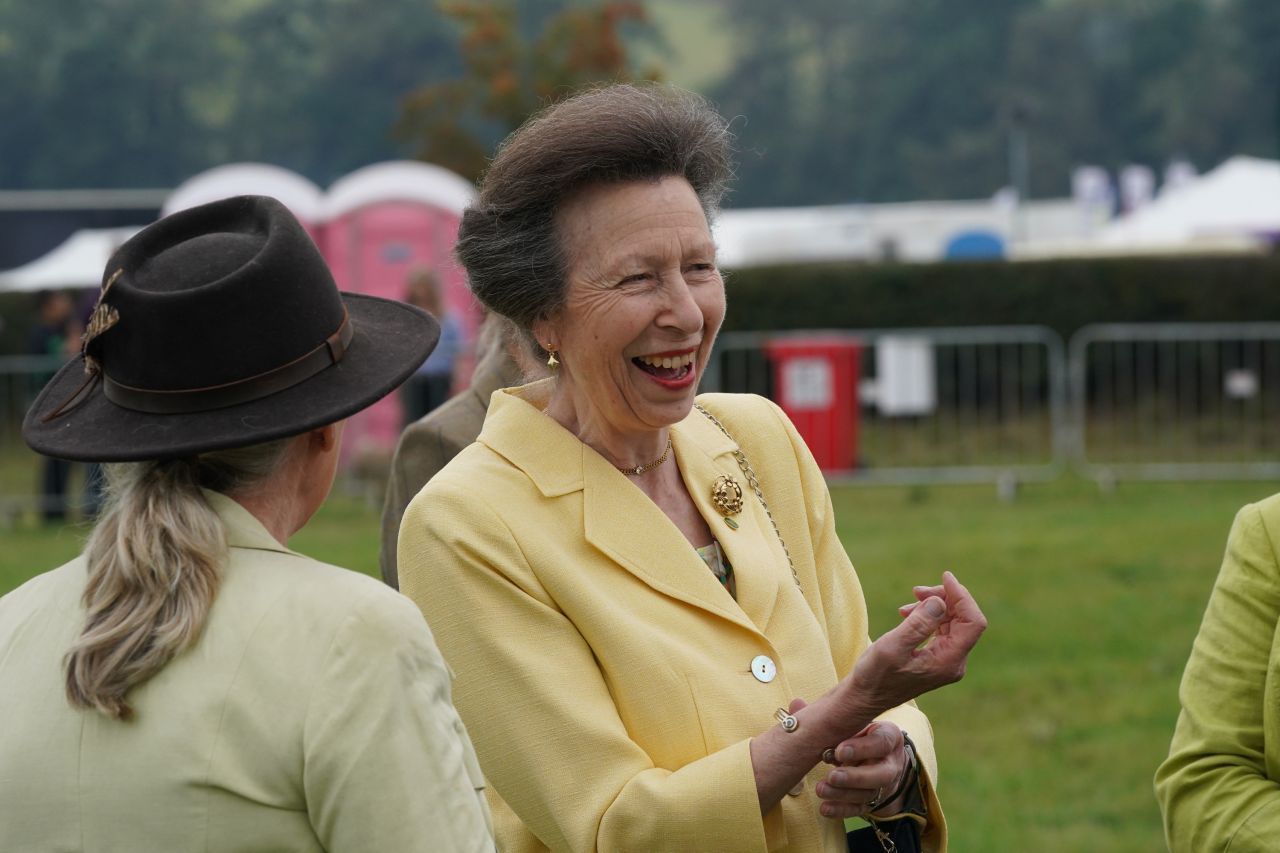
[201,488,297,556]
[478,380,584,496]
[478,385,783,634]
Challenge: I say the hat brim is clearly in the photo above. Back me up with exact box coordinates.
[23,293,440,462]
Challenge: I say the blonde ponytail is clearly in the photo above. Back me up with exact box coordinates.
[66,439,293,719]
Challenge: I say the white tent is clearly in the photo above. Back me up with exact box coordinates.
[1099,156,1280,250]
[0,227,141,293]
[712,198,1087,267]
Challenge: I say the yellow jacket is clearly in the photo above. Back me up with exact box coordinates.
[400,384,946,852]
[1157,494,1280,852]
[0,490,493,853]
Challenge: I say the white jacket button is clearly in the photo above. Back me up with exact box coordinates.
[751,655,777,683]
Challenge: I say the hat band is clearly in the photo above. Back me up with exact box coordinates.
[102,310,353,415]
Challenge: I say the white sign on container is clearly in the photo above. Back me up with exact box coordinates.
[876,336,937,416]
[781,358,833,410]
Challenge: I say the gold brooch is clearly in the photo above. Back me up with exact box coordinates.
[711,474,743,529]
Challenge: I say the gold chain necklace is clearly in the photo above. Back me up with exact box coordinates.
[617,437,673,476]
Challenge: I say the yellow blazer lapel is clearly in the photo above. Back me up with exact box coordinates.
[671,407,786,633]
[480,384,758,634]
[581,454,755,632]
[478,383,584,498]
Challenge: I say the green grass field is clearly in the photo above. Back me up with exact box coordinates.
[2,476,1269,852]
[835,478,1269,852]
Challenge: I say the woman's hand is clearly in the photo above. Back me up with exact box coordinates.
[840,571,986,720]
[814,721,908,819]
[748,572,982,816]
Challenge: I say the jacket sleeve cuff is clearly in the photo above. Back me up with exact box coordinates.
[598,738,783,852]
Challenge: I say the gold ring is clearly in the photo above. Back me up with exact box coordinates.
[774,707,799,733]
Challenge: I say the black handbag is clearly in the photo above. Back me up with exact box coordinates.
[847,817,922,853]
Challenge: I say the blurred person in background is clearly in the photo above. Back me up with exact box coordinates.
[74,289,109,519]
[403,267,462,424]
[1157,494,1280,852]
[398,83,986,853]
[379,312,539,590]
[26,289,82,522]
[1,196,493,852]
[25,289,80,358]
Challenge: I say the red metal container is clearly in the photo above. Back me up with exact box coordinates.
[766,337,862,472]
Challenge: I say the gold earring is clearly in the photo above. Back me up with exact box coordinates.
[546,348,559,369]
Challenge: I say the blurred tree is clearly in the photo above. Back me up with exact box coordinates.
[1226,0,1280,159]
[1,0,1272,203]
[713,0,1035,205]
[396,0,660,183]
[710,0,1269,204]
[0,0,461,189]
[1008,0,1253,197]
[0,0,225,187]
[845,0,1035,203]
[226,0,463,183]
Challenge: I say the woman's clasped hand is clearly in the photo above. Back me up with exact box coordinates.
[810,571,986,821]
[763,571,985,823]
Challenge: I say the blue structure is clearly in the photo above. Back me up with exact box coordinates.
[944,230,1006,260]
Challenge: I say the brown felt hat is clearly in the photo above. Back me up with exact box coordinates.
[23,195,439,462]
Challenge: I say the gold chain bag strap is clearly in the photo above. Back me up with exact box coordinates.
[697,400,919,853]
[694,402,802,593]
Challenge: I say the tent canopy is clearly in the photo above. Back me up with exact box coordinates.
[0,227,140,293]
[1100,156,1280,248]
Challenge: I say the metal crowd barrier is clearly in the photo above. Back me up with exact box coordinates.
[6,324,1280,518]
[705,327,1068,486]
[1069,323,1280,482]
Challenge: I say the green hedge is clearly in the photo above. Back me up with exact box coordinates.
[722,253,1280,337]
[6,253,1279,355]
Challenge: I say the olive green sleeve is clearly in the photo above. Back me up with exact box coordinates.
[1156,501,1280,852]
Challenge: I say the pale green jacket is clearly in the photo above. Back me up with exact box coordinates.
[0,490,493,852]
[1157,494,1280,852]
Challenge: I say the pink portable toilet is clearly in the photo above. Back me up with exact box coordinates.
[318,161,477,466]
[163,164,324,241]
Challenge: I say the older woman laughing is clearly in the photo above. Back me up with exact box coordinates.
[399,84,986,853]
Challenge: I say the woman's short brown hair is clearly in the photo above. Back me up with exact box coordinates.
[455,83,734,342]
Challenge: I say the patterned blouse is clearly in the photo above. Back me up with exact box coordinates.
[694,540,736,599]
